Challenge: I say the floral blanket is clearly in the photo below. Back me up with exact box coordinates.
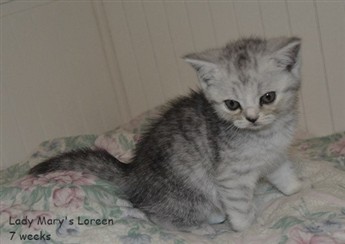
[1,110,345,244]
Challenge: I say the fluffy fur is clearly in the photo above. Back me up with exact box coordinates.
[30,37,303,232]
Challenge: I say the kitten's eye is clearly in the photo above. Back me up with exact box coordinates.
[260,91,276,105]
[224,100,241,111]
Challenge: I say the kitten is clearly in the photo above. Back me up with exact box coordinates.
[30,37,302,232]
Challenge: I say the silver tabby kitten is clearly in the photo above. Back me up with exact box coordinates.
[30,37,302,232]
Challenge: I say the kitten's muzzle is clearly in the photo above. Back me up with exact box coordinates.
[244,107,259,124]
[246,116,258,123]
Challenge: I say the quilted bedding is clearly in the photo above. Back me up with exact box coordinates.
[1,109,345,244]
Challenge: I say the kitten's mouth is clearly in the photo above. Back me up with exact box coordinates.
[233,119,272,130]
[247,123,263,130]
[235,122,270,130]
[248,121,274,130]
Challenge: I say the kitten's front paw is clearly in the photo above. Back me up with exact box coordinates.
[229,207,256,232]
[280,178,302,196]
[207,212,226,224]
[266,161,303,196]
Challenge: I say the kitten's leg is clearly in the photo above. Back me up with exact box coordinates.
[220,183,257,231]
[226,200,256,232]
[266,160,302,195]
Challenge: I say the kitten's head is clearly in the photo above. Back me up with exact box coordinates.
[184,37,301,130]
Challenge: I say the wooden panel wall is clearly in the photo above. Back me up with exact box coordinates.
[1,1,121,168]
[1,0,345,168]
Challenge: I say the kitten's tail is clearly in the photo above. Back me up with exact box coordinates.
[29,148,131,182]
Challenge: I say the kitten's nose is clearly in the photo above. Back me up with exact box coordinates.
[244,107,259,123]
[246,116,258,123]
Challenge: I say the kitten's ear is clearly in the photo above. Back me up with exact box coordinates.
[183,49,220,89]
[268,37,301,74]
[183,53,217,71]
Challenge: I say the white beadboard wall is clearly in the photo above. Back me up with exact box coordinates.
[1,0,345,169]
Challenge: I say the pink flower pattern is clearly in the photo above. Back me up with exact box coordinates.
[16,171,95,191]
[0,202,23,220]
[298,143,310,151]
[288,227,338,244]
[328,136,345,156]
[52,187,84,209]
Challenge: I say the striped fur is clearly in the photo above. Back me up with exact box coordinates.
[30,37,302,232]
